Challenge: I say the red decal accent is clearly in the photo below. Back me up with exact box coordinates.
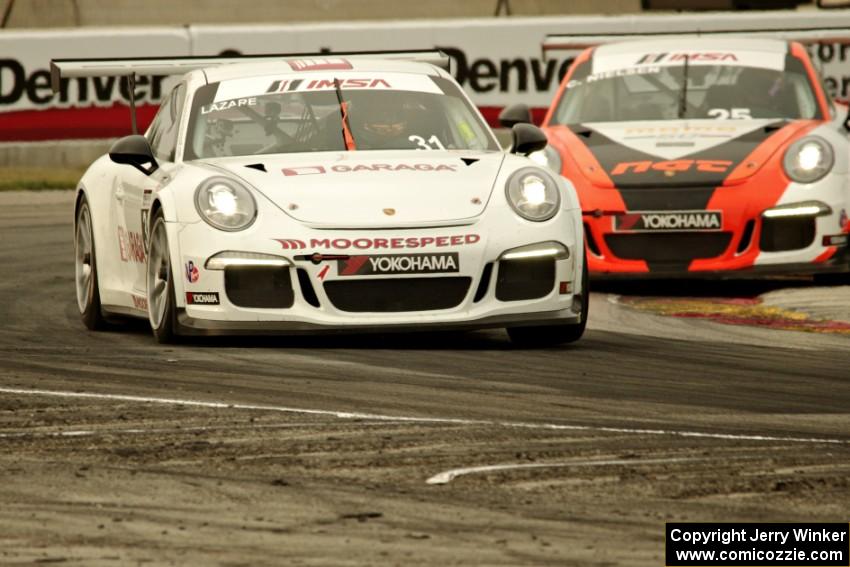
[274,238,307,250]
[617,214,641,231]
[317,265,330,280]
[340,256,369,275]
[611,159,733,176]
[282,166,326,176]
[0,103,158,142]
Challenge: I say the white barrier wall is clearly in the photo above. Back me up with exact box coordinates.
[3,11,850,142]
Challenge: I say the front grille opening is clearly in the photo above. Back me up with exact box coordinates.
[473,263,493,303]
[324,277,471,312]
[737,219,755,254]
[584,222,602,256]
[760,216,816,252]
[495,258,556,302]
[296,268,321,308]
[604,232,732,262]
[224,266,294,308]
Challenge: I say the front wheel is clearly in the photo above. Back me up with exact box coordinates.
[507,254,589,347]
[75,196,108,330]
[147,211,179,343]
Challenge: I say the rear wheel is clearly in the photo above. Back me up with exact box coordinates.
[75,196,108,330]
[507,254,589,347]
[147,210,179,343]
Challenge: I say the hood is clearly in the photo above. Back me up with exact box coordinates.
[562,119,808,188]
[202,150,504,228]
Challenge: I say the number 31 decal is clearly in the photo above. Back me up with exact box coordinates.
[409,135,446,150]
[708,108,752,120]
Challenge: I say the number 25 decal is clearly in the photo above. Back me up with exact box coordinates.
[708,108,752,120]
[409,135,446,150]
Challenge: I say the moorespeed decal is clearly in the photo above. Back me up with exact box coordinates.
[117,226,146,264]
[337,253,459,276]
[615,210,723,232]
[281,163,457,175]
[274,234,480,251]
[610,159,733,176]
[186,292,220,305]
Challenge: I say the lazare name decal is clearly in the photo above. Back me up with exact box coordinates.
[615,211,723,232]
[338,253,459,276]
[275,234,481,250]
[610,159,733,175]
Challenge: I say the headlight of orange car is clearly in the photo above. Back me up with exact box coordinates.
[783,136,834,184]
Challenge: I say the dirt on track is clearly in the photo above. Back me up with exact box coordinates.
[1,191,849,566]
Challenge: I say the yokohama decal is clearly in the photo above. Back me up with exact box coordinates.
[338,253,459,276]
[615,211,723,232]
[186,292,220,305]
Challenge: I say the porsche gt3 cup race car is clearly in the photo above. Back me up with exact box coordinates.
[56,51,587,344]
[506,36,850,278]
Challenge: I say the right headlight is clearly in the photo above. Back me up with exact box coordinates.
[194,176,257,232]
[505,167,561,222]
[528,146,563,175]
[782,136,834,184]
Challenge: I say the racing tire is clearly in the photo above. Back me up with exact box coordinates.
[75,195,109,331]
[147,210,180,344]
[507,254,589,347]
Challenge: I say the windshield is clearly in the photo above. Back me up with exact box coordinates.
[185,74,498,159]
[550,56,822,125]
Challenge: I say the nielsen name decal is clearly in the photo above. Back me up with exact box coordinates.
[616,211,723,232]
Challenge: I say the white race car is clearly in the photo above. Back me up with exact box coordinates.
[54,52,587,345]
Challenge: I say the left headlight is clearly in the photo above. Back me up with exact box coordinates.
[782,136,834,184]
[528,146,563,175]
[194,176,257,232]
[505,167,561,222]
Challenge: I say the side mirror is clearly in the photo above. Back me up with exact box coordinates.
[109,135,159,176]
[511,123,547,156]
[844,104,850,132]
[499,103,533,128]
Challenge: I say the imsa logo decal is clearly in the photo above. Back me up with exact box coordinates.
[615,211,723,232]
[337,253,459,276]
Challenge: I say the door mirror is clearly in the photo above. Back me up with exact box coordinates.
[499,103,533,128]
[844,104,850,132]
[109,135,159,176]
[511,123,548,156]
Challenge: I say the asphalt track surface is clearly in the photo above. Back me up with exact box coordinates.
[1,191,849,566]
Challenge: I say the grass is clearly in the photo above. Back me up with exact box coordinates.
[0,167,86,191]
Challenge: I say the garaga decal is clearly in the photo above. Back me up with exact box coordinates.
[117,226,146,263]
[275,234,480,250]
[610,159,733,176]
[615,210,723,232]
[281,163,458,176]
[338,253,459,276]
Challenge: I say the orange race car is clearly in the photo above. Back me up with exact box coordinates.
[502,36,850,278]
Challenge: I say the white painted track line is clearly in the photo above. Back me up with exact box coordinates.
[1,387,847,446]
[426,456,707,485]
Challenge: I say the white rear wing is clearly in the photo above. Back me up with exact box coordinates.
[50,50,449,134]
[542,27,850,54]
[49,50,450,92]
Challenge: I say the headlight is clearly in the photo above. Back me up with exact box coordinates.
[194,176,257,231]
[528,146,562,175]
[782,136,834,184]
[505,167,561,222]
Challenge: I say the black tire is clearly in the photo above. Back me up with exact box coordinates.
[813,271,850,286]
[507,254,589,347]
[147,210,179,344]
[75,195,109,331]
